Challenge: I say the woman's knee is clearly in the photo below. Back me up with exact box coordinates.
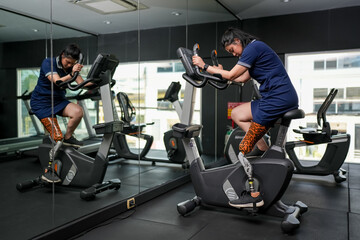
[230,109,239,121]
[64,103,83,119]
[231,103,252,122]
[74,105,84,118]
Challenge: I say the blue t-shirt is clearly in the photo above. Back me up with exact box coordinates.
[237,40,298,126]
[30,56,71,119]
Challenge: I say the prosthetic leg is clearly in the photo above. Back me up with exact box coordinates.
[229,121,269,209]
[40,117,63,183]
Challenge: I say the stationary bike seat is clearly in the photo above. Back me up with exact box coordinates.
[281,109,305,121]
[278,109,305,127]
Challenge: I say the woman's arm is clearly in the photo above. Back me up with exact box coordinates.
[47,63,85,84]
[47,72,72,83]
[207,64,250,82]
[73,63,85,84]
[192,55,250,82]
[232,69,251,83]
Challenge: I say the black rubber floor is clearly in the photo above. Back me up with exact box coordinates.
[0,155,188,240]
[72,162,360,240]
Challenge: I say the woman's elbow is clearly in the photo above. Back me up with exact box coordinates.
[228,74,238,81]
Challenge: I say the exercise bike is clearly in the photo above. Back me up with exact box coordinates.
[113,81,202,168]
[158,81,203,166]
[112,91,156,163]
[16,53,123,201]
[285,88,350,183]
[224,75,349,183]
[175,44,307,233]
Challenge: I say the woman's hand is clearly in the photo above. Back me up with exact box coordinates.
[192,55,205,69]
[213,64,223,70]
[72,63,83,75]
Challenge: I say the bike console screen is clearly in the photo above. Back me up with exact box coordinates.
[87,53,119,80]
[177,47,200,79]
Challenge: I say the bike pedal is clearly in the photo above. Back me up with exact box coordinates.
[243,207,259,215]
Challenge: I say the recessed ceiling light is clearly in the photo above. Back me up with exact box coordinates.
[171,11,182,16]
[32,29,39,32]
[281,0,291,2]
[103,20,111,24]
[72,0,148,15]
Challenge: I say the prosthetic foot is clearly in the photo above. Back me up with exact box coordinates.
[228,152,264,210]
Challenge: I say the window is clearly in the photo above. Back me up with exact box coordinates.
[339,55,360,68]
[326,59,337,69]
[313,55,360,70]
[17,68,41,137]
[346,87,360,99]
[355,124,360,151]
[174,62,185,72]
[17,65,96,139]
[313,88,328,99]
[336,88,344,99]
[337,102,360,113]
[314,103,336,114]
[110,60,201,151]
[157,66,173,72]
[314,60,324,70]
[287,49,360,163]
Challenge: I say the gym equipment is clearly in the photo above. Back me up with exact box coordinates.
[0,91,44,156]
[112,91,155,162]
[224,76,349,183]
[18,90,44,136]
[16,53,123,200]
[65,82,117,156]
[113,81,202,167]
[158,82,203,165]
[224,77,272,161]
[209,49,267,162]
[175,44,307,233]
[285,88,350,183]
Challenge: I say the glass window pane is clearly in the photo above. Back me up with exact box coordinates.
[287,50,360,163]
[313,88,328,99]
[355,124,360,150]
[17,68,41,137]
[336,88,344,99]
[109,60,201,152]
[347,87,360,99]
[326,59,337,69]
[314,60,324,70]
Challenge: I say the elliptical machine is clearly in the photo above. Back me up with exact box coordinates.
[16,53,123,200]
[175,44,307,233]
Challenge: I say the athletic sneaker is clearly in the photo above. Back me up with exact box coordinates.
[245,147,265,158]
[229,191,264,208]
[41,167,61,183]
[63,136,84,148]
[245,135,270,158]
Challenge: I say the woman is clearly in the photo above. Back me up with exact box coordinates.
[30,43,85,183]
[192,27,298,208]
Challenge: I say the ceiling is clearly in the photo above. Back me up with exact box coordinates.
[1,0,360,43]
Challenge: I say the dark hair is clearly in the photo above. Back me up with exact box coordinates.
[221,27,257,48]
[61,43,81,60]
